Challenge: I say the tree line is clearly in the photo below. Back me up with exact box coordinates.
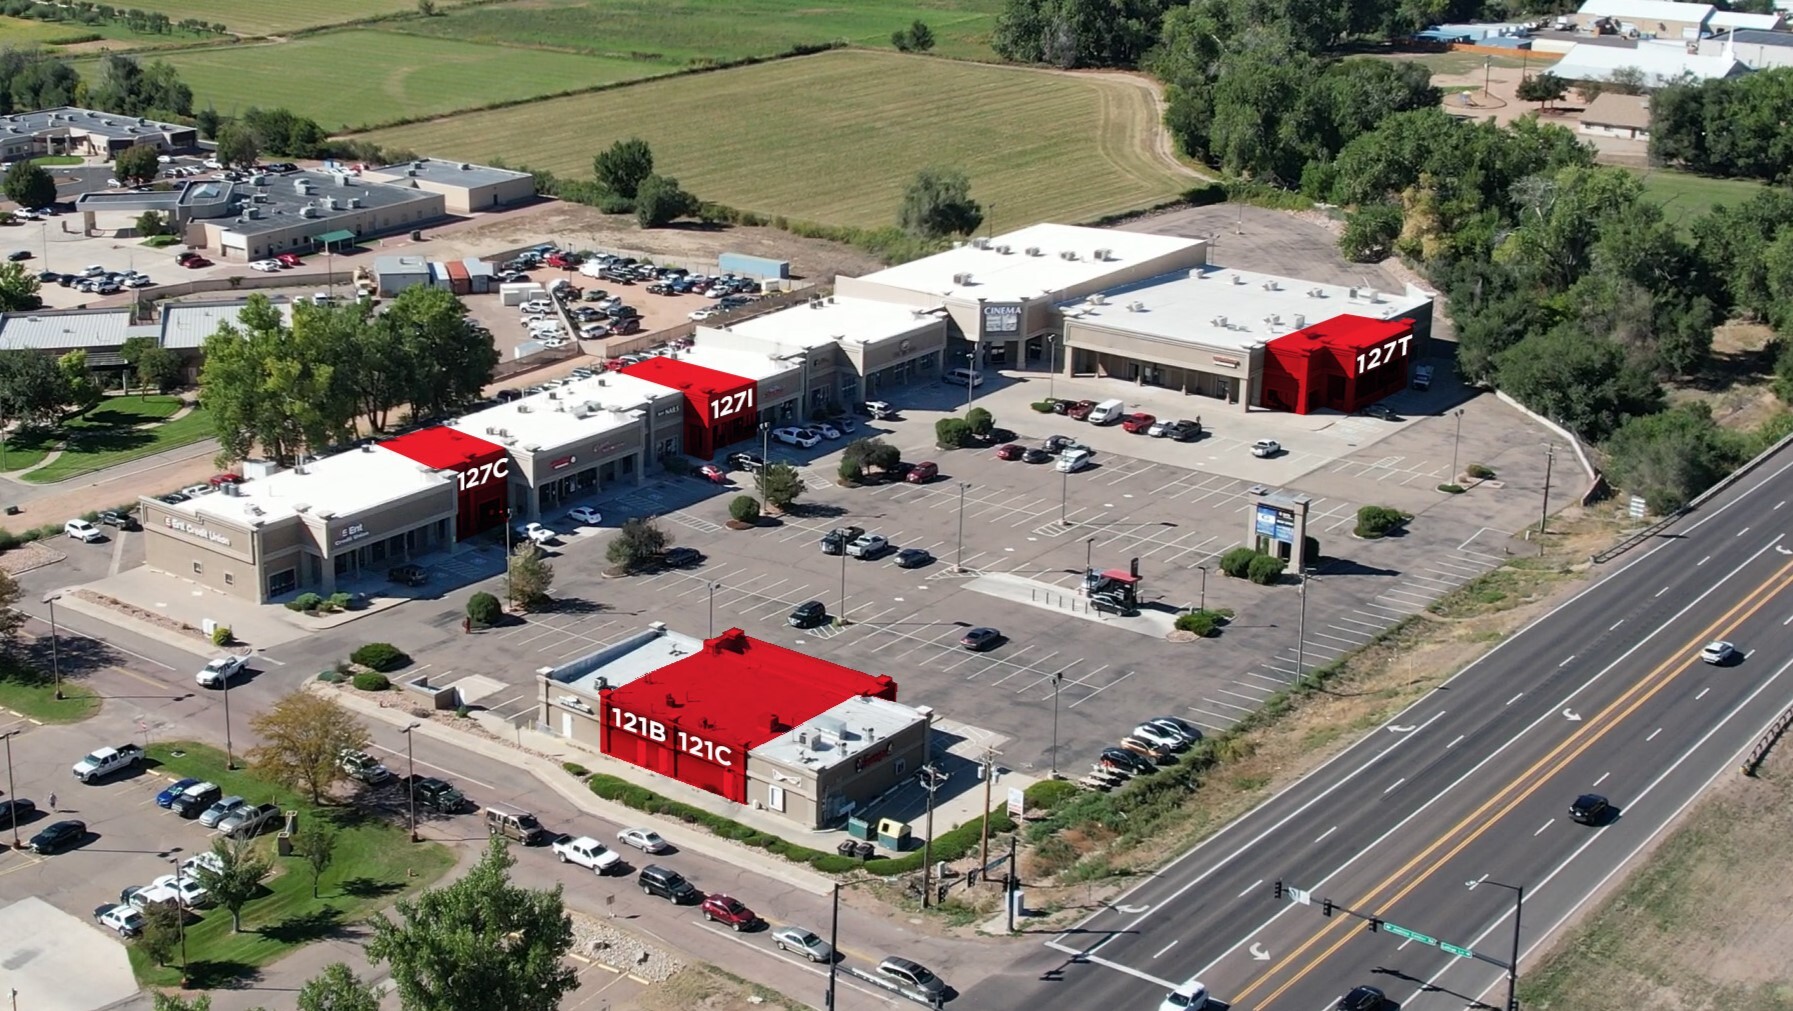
[1648,68,1793,183]
[200,289,498,466]
[0,0,226,38]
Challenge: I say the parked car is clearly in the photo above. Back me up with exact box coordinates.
[728,452,765,472]
[6,250,27,261]
[567,506,603,525]
[876,957,948,1000]
[249,259,282,272]
[98,509,140,531]
[661,547,704,568]
[788,600,828,628]
[895,547,933,569]
[820,526,865,556]
[1023,447,1052,464]
[414,777,468,813]
[64,519,103,543]
[171,782,222,819]
[388,564,428,587]
[218,802,280,838]
[617,827,670,854]
[1065,400,1097,420]
[0,797,36,828]
[1251,439,1282,458]
[1100,748,1155,776]
[339,749,392,784]
[552,835,622,874]
[960,627,1001,651]
[864,400,897,420]
[198,794,246,828]
[180,256,211,269]
[93,903,144,937]
[1160,419,1202,441]
[994,443,1024,461]
[516,522,557,546]
[275,253,302,267]
[905,461,939,483]
[155,777,202,808]
[773,426,820,448]
[772,926,834,962]
[1120,413,1157,434]
[1056,448,1093,473]
[151,873,211,909]
[698,464,728,484]
[700,894,760,930]
[846,533,888,559]
[28,819,85,854]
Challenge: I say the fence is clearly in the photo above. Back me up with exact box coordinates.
[1741,701,1793,777]
[129,269,361,317]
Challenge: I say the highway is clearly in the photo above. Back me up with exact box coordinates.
[964,449,1793,1011]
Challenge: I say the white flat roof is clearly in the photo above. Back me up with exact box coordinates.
[179,445,452,526]
[450,374,657,454]
[708,296,939,350]
[1551,41,1742,82]
[1578,0,1713,22]
[1063,266,1432,351]
[855,223,1204,301]
[552,625,708,696]
[672,343,796,382]
[161,298,294,350]
[752,694,924,771]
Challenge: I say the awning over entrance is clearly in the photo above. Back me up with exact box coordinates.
[314,229,356,248]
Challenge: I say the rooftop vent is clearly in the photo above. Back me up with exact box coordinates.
[952,272,972,285]
[412,159,425,169]
[971,236,991,249]
[1210,315,1228,327]
[1293,313,1306,328]
[1059,250,1077,261]
[1088,293,1106,306]
[1231,273,1245,285]
[995,244,1012,254]
[349,197,362,208]
[1024,246,1041,256]
[334,173,350,187]
[1348,286,1359,299]
[1261,280,1280,291]
[1127,301,1145,312]
[1093,247,1111,261]
[1307,287,1324,298]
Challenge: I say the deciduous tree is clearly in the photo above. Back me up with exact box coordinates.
[246,691,371,805]
[593,137,653,198]
[898,167,982,238]
[605,516,669,573]
[137,900,183,967]
[291,822,338,899]
[3,161,55,209]
[366,839,577,1011]
[1515,71,1568,111]
[0,262,41,313]
[298,963,382,1011]
[58,349,102,415]
[758,462,804,509]
[115,143,161,186]
[214,122,260,169]
[0,348,68,429]
[506,542,554,611]
[190,836,272,933]
[634,174,699,228]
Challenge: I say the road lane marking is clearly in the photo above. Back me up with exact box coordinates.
[1609,620,1624,631]
[1534,818,1554,836]
[1696,687,1710,699]
[1559,655,1575,667]
[1043,942,1176,990]
[1232,550,1793,1010]
[1657,586,1670,597]
[1238,879,1263,898]
[1699,555,1711,565]
[1506,692,1525,706]
[1447,735,1465,749]
[1314,827,1337,844]
[1647,727,1663,742]
[1739,527,1752,537]
[1153,940,1179,958]
[1383,778,1406,795]
[1593,772,1610,786]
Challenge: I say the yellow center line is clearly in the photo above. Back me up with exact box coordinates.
[1231,556,1793,1008]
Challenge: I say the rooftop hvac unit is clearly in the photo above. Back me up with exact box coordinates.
[248,208,261,219]
[485,426,497,435]
[1127,301,1145,312]
[349,197,362,208]
[995,244,1012,254]
[334,173,350,187]
[1088,293,1106,305]
[412,159,425,169]
[1367,289,1383,303]
[292,179,310,194]
[322,196,338,211]
[1060,250,1077,261]
[1293,313,1305,328]
[1271,314,1281,326]
[300,205,319,218]
[1348,286,1359,299]
[406,168,417,176]
[1307,287,1324,298]
[1093,248,1110,261]
[972,236,990,249]
[1025,246,1041,256]
[1231,273,1245,285]
[1261,280,1280,291]
[518,404,531,413]
[1211,315,1228,327]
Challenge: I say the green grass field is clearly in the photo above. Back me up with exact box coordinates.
[95,0,478,37]
[396,0,1005,65]
[71,31,664,131]
[0,14,201,48]
[1634,168,1765,230]
[0,665,98,723]
[23,396,211,484]
[359,50,1194,229]
[130,742,456,988]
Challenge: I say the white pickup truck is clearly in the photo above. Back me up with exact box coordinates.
[73,744,144,783]
[551,835,622,875]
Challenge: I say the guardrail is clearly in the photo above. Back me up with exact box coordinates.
[1741,701,1793,776]
[843,967,946,1008]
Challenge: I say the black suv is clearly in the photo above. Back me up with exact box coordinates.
[819,526,864,556]
[171,783,221,819]
[388,564,428,587]
[788,600,827,628]
[1570,793,1612,825]
[638,864,700,903]
[414,777,468,814]
[98,510,140,531]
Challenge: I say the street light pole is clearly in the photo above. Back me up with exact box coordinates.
[1046,336,1057,401]
[173,853,188,975]
[402,722,421,842]
[502,507,513,605]
[1539,444,1555,540]
[1295,569,1311,684]
[759,422,771,515]
[708,582,721,638]
[43,594,62,700]
[954,483,970,572]
[1049,670,1063,779]
[838,547,848,627]
[1450,409,1465,481]
[221,661,235,770]
[825,882,841,1009]
[1085,537,1094,581]
[2,730,19,849]
[1197,565,1208,612]
[919,710,937,908]
[1470,878,1525,1011]
[965,352,976,410]
[1059,466,1069,527]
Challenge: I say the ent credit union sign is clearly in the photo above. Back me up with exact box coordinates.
[164,515,232,547]
[609,707,735,767]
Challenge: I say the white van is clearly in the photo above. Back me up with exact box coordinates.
[944,367,984,389]
[1087,399,1126,424]
[1056,448,1093,473]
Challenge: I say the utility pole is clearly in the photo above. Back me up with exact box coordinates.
[825,882,840,1009]
[1295,569,1312,683]
[978,745,1000,878]
[1004,835,1019,932]
[1049,669,1064,779]
[1538,444,1555,548]
[2,730,19,849]
[954,483,970,572]
[919,711,937,908]
[222,659,235,769]
[1450,408,1465,481]
[403,722,421,842]
[43,594,62,700]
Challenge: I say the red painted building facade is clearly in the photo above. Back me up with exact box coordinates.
[378,426,510,540]
[620,357,760,459]
[1259,314,1417,415]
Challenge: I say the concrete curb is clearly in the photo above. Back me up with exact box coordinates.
[318,683,835,896]
[51,585,213,658]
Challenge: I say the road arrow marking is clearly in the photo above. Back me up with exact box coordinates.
[1777,545,1791,555]
[1115,904,1150,914]
[1249,942,1270,961]
[1562,708,1582,721]
[1388,725,1417,733]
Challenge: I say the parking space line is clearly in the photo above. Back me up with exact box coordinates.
[1312,631,1363,647]
[1067,668,1133,708]
[1217,688,1266,703]
[1201,696,1254,714]
[1241,671,1288,687]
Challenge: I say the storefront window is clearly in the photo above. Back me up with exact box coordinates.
[268,569,296,596]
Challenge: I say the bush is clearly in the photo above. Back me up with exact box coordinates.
[1247,554,1287,585]
[316,669,342,683]
[965,406,994,438]
[838,459,863,484]
[1175,609,1225,636]
[1354,505,1409,538]
[210,625,233,646]
[1438,483,1465,494]
[562,762,590,778]
[1220,546,1258,578]
[1026,779,1080,812]
[350,642,409,672]
[351,671,391,691]
[466,591,501,627]
[327,591,353,611]
[1466,463,1496,479]
[286,592,323,612]
[935,417,972,448]
[454,703,470,718]
[729,495,761,523]
[1030,400,1056,413]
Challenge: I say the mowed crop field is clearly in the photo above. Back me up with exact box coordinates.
[73,31,664,131]
[398,0,1005,64]
[358,50,1194,228]
[104,0,480,36]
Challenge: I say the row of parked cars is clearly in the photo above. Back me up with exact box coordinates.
[1081,716,1204,790]
[37,264,153,294]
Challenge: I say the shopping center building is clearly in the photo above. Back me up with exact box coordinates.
[537,623,929,828]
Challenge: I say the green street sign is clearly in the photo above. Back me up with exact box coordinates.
[1383,923,1437,946]
[1440,942,1473,959]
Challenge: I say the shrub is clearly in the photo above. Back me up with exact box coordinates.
[287,592,323,612]
[1220,546,1258,578]
[1466,463,1496,479]
[316,669,342,683]
[1247,554,1287,585]
[729,495,761,523]
[466,591,502,627]
[350,642,409,672]
[1175,610,1222,636]
[935,417,971,448]
[327,591,353,611]
[562,762,590,778]
[210,625,233,646]
[838,459,863,484]
[1438,483,1465,494]
[1030,400,1056,413]
[1354,505,1409,538]
[965,406,994,438]
[1025,779,1079,812]
[454,703,470,718]
[351,671,391,691]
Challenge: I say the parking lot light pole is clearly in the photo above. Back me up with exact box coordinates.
[222,661,236,770]
[2,730,20,849]
[1450,409,1465,481]
[954,483,970,572]
[502,508,514,605]
[43,593,62,700]
[172,853,189,975]
[826,882,841,1010]
[964,351,977,410]
[1469,878,1524,1011]
[1049,670,1064,779]
[708,582,721,639]
[1059,467,1070,526]
[402,722,421,842]
[1295,569,1312,684]
[1198,565,1208,612]
[1046,335,1057,401]
[838,548,848,627]
[759,422,772,515]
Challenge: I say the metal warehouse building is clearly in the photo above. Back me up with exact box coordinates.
[363,158,537,214]
[538,624,928,828]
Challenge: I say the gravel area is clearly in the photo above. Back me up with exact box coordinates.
[571,911,686,983]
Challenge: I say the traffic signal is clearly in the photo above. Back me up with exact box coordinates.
[1273,880,1284,900]
[1366,919,1380,933]
[1322,898,1333,917]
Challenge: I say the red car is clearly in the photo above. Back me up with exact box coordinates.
[698,464,727,484]
[274,253,302,268]
[1065,400,1097,421]
[546,251,577,268]
[181,256,211,269]
[1120,413,1156,434]
[994,443,1024,461]
[905,461,939,484]
[208,472,242,488]
[700,894,760,931]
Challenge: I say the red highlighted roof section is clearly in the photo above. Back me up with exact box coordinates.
[601,628,897,756]
[1268,313,1412,355]
[378,425,504,470]
[620,356,753,407]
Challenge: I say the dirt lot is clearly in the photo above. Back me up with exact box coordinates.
[1520,751,1793,1011]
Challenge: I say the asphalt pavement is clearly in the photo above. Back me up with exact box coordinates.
[958,447,1793,1011]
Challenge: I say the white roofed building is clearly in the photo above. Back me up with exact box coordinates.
[1577,0,1714,36]
[1550,40,1745,84]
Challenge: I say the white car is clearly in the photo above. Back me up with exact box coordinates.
[773,426,819,448]
[1700,640,1738,664]
[249,259,282,272]
[125,274,153,288]
[617,827,670,853]
[519,299,554,315]
[539,338,569,349]
[94,904,144,937]
[1160,978,1209,1010]
[151,873,211,909]
[1132,724,1188,751]
[811,422,842,439]
[688,307,719,322]
[567,506,602,525]
[1251,439,1281,458]
[202,157,221,169]
[180,851,225,878]
[310,292,330,306]
[64,519,103,542]
[195,655,249,688]
[516,522,556,546]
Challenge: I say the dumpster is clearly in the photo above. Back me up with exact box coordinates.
[876,817,911,851]
[846,816,873,841]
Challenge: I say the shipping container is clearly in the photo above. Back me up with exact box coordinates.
[445,260,471,297]
[462,258,495,295]
[500,282,545,306]
[717,252,790,280]
[428,261,451,291]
